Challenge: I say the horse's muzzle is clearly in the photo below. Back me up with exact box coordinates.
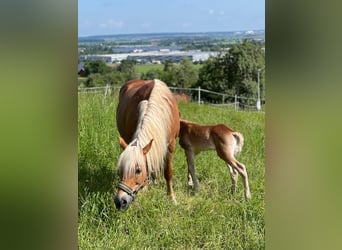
[114,193,133,211]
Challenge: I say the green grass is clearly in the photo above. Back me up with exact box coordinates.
[135,64,164,74]
[78,91,265,249]
[135,63,202,74]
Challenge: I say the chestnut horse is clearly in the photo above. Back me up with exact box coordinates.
[179,119,251,199]
[114,79,180,210]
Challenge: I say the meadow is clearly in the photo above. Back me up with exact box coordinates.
[135,63,164,73]
[135,63,202,74]
[78,89,265,249]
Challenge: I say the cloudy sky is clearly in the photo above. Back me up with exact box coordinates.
[78,0,264,37]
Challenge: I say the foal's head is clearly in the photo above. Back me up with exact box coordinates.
[114,137,153,211]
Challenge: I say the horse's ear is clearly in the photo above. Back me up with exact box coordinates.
[142,139,153,155]
[119,137,128,149]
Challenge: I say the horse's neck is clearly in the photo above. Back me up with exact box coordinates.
[133,100,149,142]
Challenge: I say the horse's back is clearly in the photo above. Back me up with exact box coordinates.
[211,124,237,142]
[210,124,243,156]
[179,120,215,152]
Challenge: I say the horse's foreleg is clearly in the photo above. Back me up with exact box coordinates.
[185,149,198,192]
[165,140,177,204]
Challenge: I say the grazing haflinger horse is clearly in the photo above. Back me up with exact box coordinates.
[179,119,251,200]
[114,79,180,211]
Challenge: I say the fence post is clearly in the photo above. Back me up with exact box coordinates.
[198,86,201,105]
[105,84,111,97]
[235,95,237,111]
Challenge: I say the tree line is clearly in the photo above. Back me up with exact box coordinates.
[79,39,265,104]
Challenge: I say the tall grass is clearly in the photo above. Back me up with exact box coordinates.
[78,91,265,249]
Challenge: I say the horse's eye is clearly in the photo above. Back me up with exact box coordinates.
[135,168,142,175]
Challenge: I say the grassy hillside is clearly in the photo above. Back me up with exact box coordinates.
[78,90,265,249]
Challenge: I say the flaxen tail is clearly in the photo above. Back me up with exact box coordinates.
[232,131,244,155]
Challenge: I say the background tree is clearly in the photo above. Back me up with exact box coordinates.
[162,58,198,88]
[194,56,227,100]
[84,60,110,76]
[227,39,265,96]
[117,59,139,80]
[177,57,198,88]
[82,59,138,87]
[141,68,165,80]
[162,61,178,86]
[85,73,106,87]
[196,39,265,103]
[104,71,127,86]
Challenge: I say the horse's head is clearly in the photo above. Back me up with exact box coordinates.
[114,137,153,211]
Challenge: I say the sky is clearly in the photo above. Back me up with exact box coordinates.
[78,0,265,37]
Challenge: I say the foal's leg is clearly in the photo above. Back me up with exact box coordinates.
[229,159,251,199]
[227,164,239,194]
[164,139,177,204]
[185,149,199,192]
[216,144,251,199]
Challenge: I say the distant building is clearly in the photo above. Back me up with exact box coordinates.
[79,50,218,64]
[78,62,86,77]
[112,45,183,53]
[78,55,112,63]
[127,53,193,63]
[245,30,255,35]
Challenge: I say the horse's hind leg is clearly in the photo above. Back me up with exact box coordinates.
[185,149,199,192]
[231,159,251,199]
[165,139,177,204]
[227,164,239,194]
[217,146,251,199]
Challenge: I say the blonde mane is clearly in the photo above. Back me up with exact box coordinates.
[117,79,174,178]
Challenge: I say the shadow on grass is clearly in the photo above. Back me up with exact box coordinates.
[78,157,119,206]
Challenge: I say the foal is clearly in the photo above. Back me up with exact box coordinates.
[179,119,251,199]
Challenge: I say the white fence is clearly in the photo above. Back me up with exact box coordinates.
[78,85,265,112]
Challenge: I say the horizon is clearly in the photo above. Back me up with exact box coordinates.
[78,29,265,39]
